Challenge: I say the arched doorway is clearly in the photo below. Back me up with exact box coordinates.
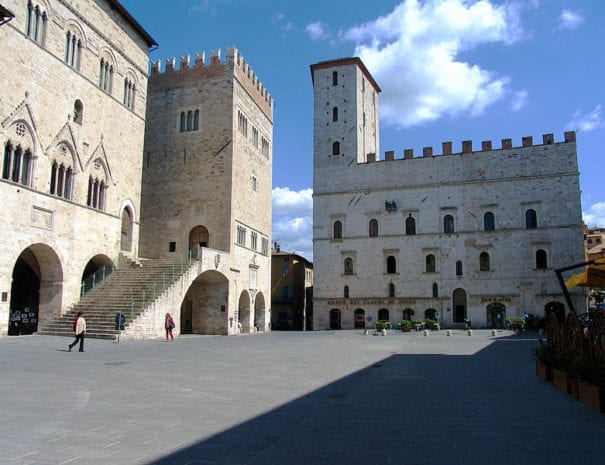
[180,270,229,335]
[329,308,341,329]
[9,245,63,336]
[81,254,113,295]
[254,292,266,331]
[545,301,565,323]
[120,207,133,252]
[425,308,437,320]
[403,308,414,321]
[189,225,209,257]
[238,291,251,333]
[487,302,506,329]
[354,308,365,329]
[378,308,390,323]
[453,288,467,323]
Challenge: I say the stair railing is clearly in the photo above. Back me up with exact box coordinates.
[80,264,114,297]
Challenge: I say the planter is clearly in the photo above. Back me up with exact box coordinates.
[578,381,605,413]
[568,378,580,399]
[552,368,569,393]
[535,361,552,382]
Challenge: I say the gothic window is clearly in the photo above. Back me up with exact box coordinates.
[426,254,436,273]
[332,71,338,86]
[3,140,32,187]
[443,214,455,233]
[332,141,340,156]
[98,58,113,93]
[405,215,416,235]
[432,283,438,298]
[236,225,247,246]
[526,209,537,229]
[186,111,193,131]
[456,260,463,276]
[480,252,491,271]
[86,175,107,211]
[26,1,47,45]
[344,257,354,275]
[261,237,269,255]
[123,78,136,110]
[484,211,495,231]
[389,283,395,298]
[251,231,258,250]
[50,161,73,200]
[64,30,82,70]
[333,220,342,239]
[237,110,248,137]
[369,219,378,237]
[332,107,338,122]
[261,137,270,157]
[180,112,186,132]
[536,249,548,269]
[344,286,349,298]
[386,256,396,274]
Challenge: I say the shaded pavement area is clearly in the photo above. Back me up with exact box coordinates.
[0,330,603,465]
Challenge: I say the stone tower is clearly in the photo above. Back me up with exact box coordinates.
[140,48,273,335]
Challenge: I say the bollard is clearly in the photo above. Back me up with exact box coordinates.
[538,328,544,337]
[446,329,452,336]
[381,329,387,336]
[423,329,429,337]
[364,329,369,336]
[491,329,497,337]
[467,329,473,336]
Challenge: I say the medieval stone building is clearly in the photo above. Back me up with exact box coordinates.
[311,57,585,330]
[0,0,272,338]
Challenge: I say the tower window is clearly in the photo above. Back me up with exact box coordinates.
[332,141,340,156]
[332,107,338,122]
[332,71,338,86]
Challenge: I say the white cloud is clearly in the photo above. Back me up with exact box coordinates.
[306,21,329,41]
[567,105,604,132]
[583,202,605,228]
[511,90,528,112]
[272,188,313,260]
[340,0,525,128]
[559,9,584,30]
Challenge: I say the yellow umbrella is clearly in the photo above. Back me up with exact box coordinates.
[565,258,605,288]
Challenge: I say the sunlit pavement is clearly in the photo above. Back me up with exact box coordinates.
[1,330,604,465]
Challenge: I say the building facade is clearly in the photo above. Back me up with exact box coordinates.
[311,57,586,330]
[271,244,313,331]
[0,0,155,336]
[140,48,273,335]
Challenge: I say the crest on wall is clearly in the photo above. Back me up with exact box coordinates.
[385,201,397,212]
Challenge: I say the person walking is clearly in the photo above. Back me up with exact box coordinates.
[165,313,175,341]
[68,311,86,352]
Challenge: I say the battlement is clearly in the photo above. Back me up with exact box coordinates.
[150,47,273,109]
[378,131,576,163]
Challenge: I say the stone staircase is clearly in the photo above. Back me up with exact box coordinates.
[38,256,197,340]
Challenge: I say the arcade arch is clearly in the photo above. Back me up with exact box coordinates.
[180,270,229,335]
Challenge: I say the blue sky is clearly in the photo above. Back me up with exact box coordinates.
[121,0,605,261]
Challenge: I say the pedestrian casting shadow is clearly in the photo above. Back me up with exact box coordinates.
[148,334,605,465]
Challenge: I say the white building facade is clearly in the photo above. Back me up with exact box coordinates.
[311,57,585,330]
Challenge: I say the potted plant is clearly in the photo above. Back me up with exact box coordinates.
[397,320,413,332]
[504,316,512,330]
[512,316,525,332]
[424,318,438,330]
[411,319,424,331]
[533,341,559,382]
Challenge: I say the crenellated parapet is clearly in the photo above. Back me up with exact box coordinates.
[149,47,273,117]
[375,131,576,163]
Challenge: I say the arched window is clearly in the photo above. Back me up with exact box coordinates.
[193,110,200,130]
[405,215,416,235]
[26,2,48,45]
[425,308,437,320]
[50,161,73,200]
[87,174,107,211]
[123,78,136,110]
[332,71,338,86]
[426,254,436,273]
[3,141,32,187]
[333,221,342,239]
[389,283,395,298]
[65,30,82,70]
[369,219,378,237]
[332,107,338,122]
[344,286,349,298]
[378,308,389,321]
[536,249,547,269]
[186,111,193,131]
[444,215,455,233]
[180,112,186,132]
[456,260,463,276]
[344,257,354,275]
[526,209,537,229]
[480,252,490,271]
[332,141,340,156]
[386,256,396,274]
[484,211,495,231]
[432,283,438,298]
[73,100,83,125]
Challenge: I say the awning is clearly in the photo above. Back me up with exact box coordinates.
[565,258,605,288]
